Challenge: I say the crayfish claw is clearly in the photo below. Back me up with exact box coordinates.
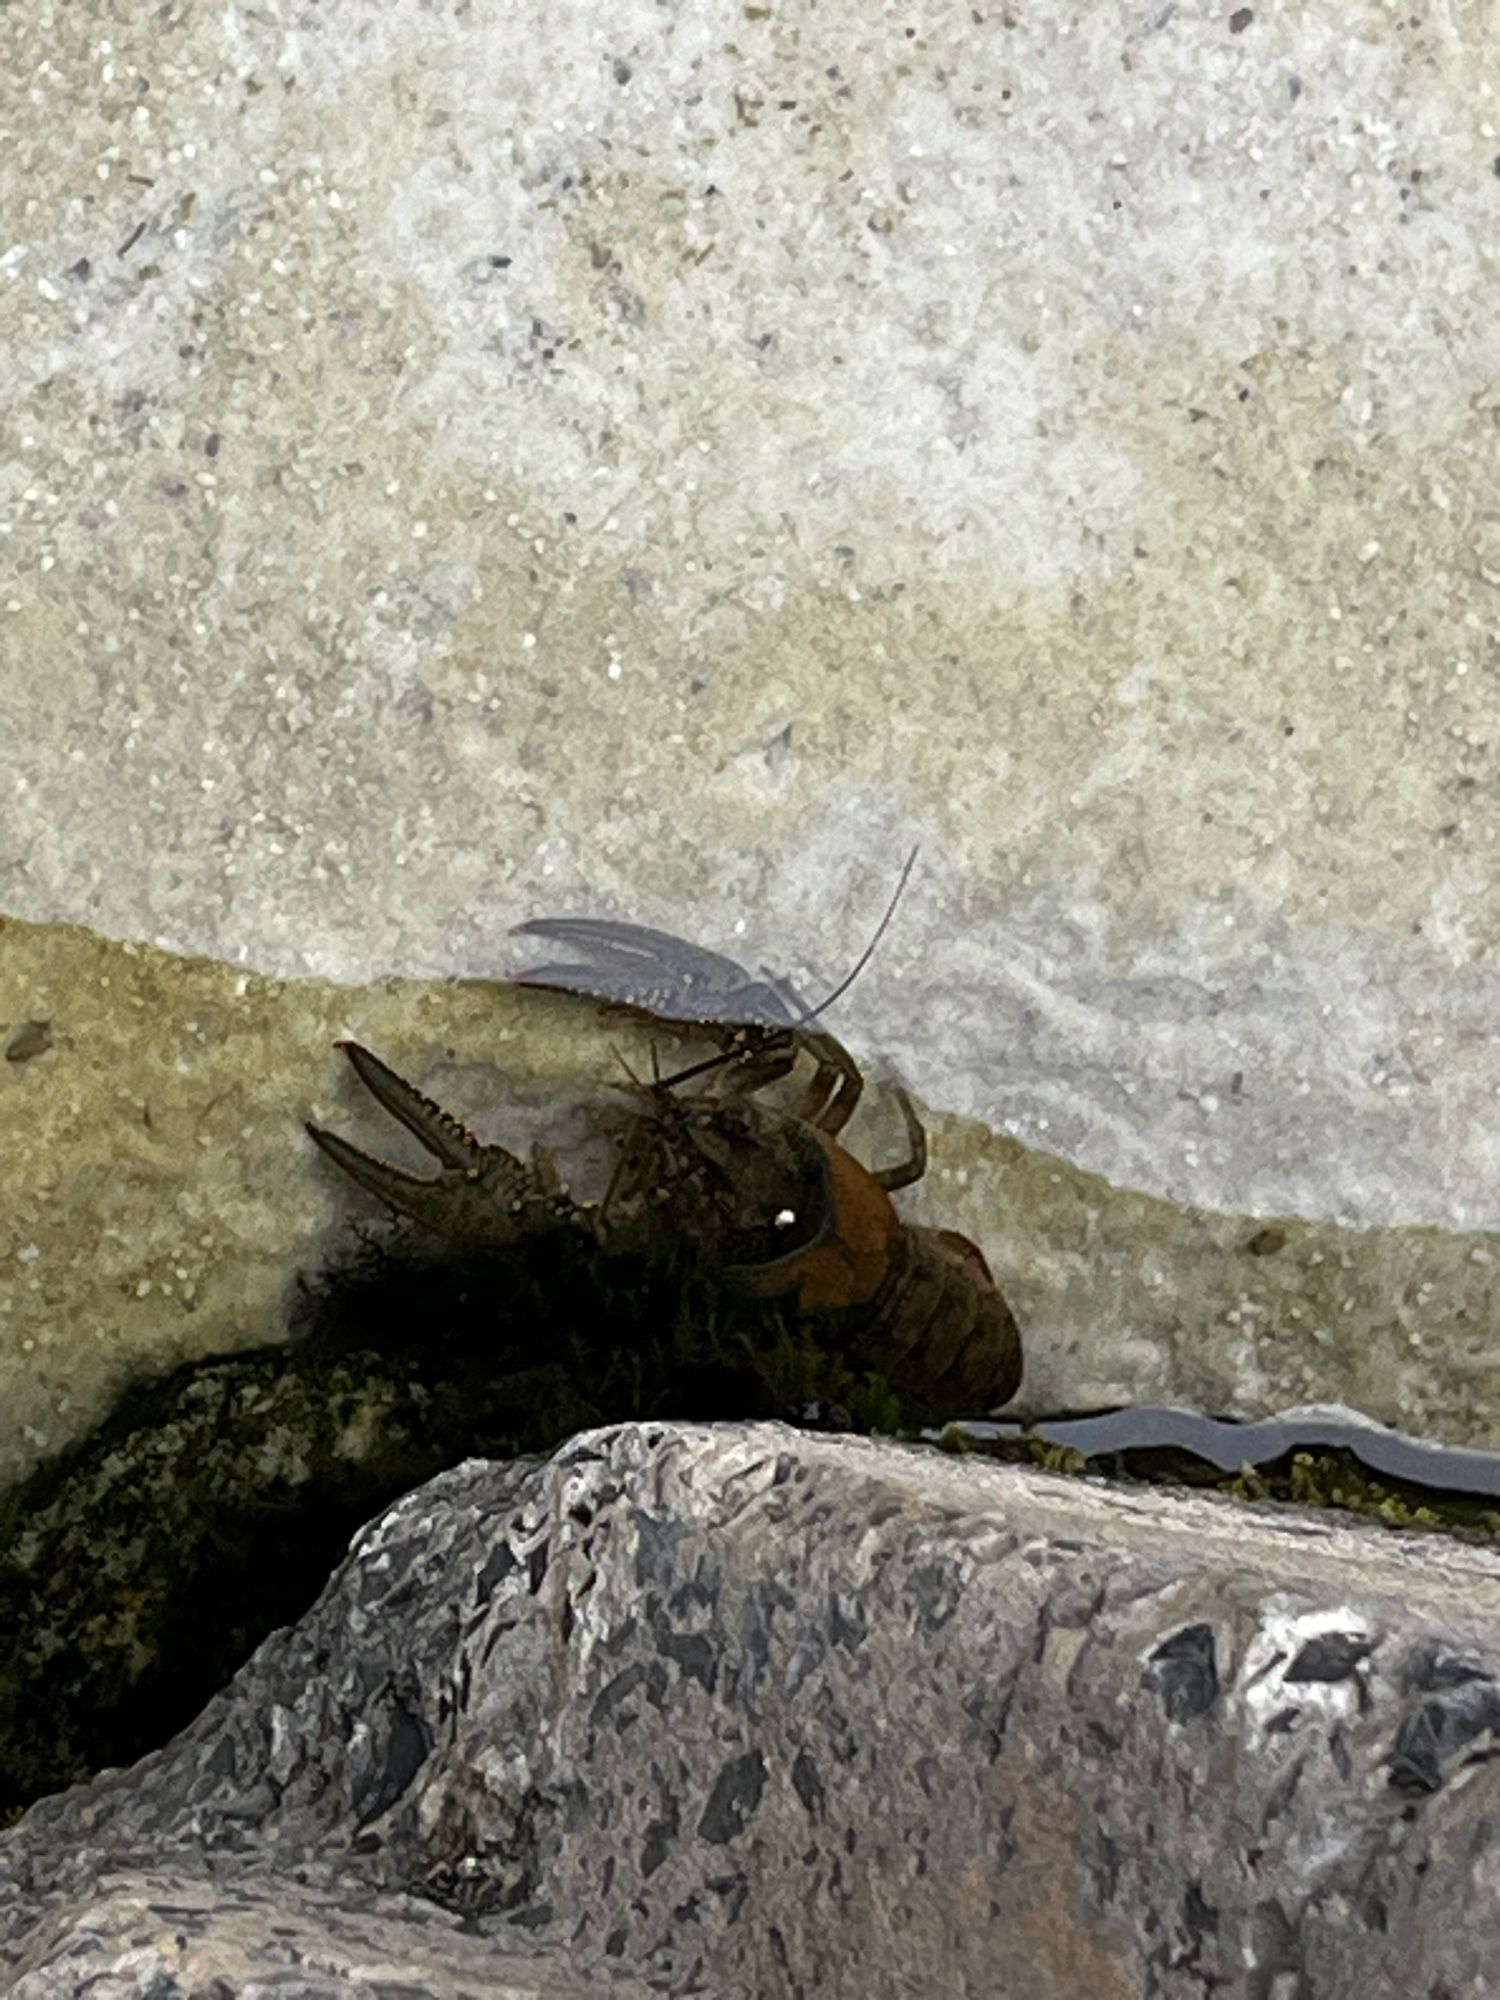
[333,1039,486,1171]
[302,1118,452,1230]
[307,1041,582,1247]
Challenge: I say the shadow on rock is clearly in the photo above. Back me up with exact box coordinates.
[0,1225,905,1820]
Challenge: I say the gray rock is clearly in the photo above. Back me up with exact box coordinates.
[8,1422,1500,1997]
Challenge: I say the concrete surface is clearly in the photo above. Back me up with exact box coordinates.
[12,1422,1500,1997]
[3,0,1500,1242]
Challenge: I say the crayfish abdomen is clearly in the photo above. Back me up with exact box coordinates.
[847,1224,1023,1416]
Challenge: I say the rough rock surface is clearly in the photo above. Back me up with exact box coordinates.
[9,1423,1500,1997]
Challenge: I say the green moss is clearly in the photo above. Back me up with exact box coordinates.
[1280,1449,1500,1537]
[1022,1437,1093,1478]
[954,1429,1500,1546]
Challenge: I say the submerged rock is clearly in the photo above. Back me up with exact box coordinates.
[7,1423,1500,1996]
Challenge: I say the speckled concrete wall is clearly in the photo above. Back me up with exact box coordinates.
[4,3,1500,1454]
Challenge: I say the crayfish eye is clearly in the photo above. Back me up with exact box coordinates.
[773,1207,797,1230]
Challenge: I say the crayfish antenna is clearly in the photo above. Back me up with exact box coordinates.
[609,1043,646,1089]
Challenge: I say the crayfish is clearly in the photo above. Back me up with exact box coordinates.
[306,909,1023,1417]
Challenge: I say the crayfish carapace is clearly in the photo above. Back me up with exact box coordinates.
[306,906,1022,1417]
[589,1022,1023,1415]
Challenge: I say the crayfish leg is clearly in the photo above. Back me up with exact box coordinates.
[868,1085,927,1192]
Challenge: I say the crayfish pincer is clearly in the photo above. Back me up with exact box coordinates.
[305,1039,585,1245]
